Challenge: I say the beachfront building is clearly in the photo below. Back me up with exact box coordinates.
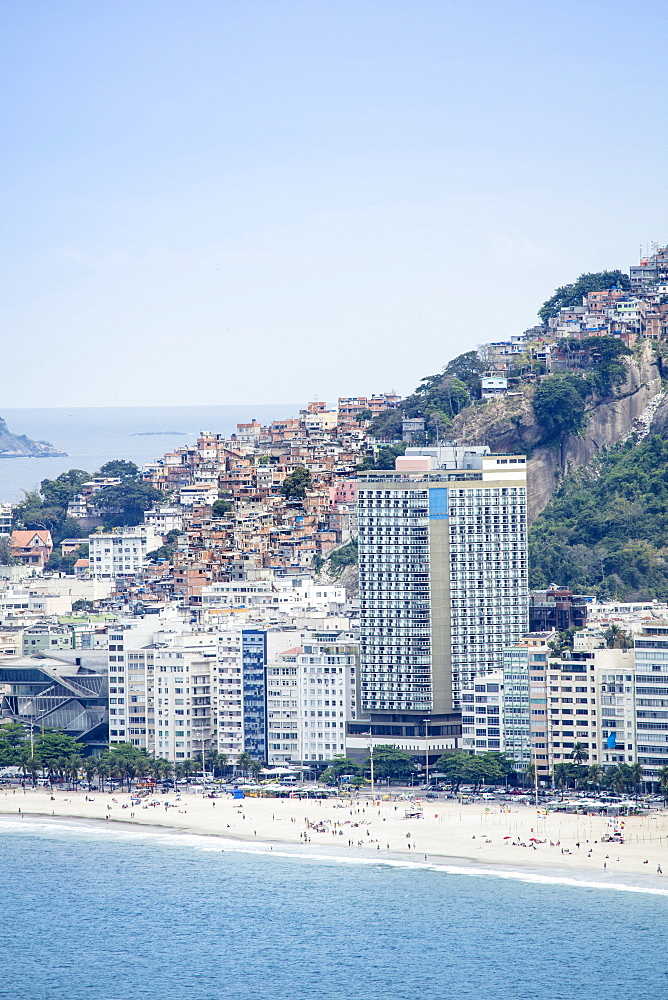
[502,643,639,780]
[502,645,533,769]
[460,669,504,755]
[107,620,319,764]
[350,446,528,764]
[266,633,358,766]
[597,653,637,770]
[633,622,668,784]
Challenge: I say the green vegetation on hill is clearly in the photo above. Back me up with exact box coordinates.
[532,337,632,444]
[529,435,668,600]
[10,461,162,547]
[538,270,630,323]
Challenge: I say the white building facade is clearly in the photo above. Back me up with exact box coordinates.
[89,526,162,580]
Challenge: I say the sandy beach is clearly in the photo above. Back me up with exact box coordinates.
[2,786,668,880]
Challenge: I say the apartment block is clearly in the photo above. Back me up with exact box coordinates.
[460,669,504,754]
[89,526,162,580]
[356,447,528,739]
[266,633,358,765]
[633,622,668,781]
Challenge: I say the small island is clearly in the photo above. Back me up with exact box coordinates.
[0,416,67,457]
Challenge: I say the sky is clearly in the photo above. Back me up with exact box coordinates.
[1,0,667,409]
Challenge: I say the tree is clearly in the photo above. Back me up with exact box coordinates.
[658,765,668,804]
[435,751,471,791]
[280,467,313,501]
[628,762,643,802]
[355,409,373,423]
[34,732,86,768]
[39,470,90,507]
[587,763,603,791]
[367,409,404,441]
[554,762,569,797]
[328,539,358,574]
[0,722,27,765]
[0,536,17,565]
[249,760,264,780]
[538,271,630,324]
[604,624,633,649]
[97,460,139,480]
[12,471,91,544]
[95,758,110,792]
[235,751,255,777]
[365,745,416,780]
[82,757,98,789]
[533,375,588,442]
[73,599,95,612]
[212,499,233,517]
[320,756,362,785]
[146,545,176,564]
[94,481,163,527]
[356,443,407,472]
[547,628,578,657]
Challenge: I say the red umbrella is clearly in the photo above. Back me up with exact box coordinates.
[503,836,511,839]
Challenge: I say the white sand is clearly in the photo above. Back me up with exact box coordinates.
[2,786,668,878]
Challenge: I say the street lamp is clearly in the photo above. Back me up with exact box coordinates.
[367,729,375,797]
[423,718,430,789]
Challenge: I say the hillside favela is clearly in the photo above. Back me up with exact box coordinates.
[3,251,668,862]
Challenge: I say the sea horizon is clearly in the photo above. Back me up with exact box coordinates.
[0,402,302,504]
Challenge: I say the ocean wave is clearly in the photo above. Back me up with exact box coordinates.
[1,816,667,898]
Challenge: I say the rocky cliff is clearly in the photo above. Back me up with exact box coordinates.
[449,343,662,522]
[0,416,67,458]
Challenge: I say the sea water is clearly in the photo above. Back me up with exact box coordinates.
[0,819,666,1000]
[0,403,300,503]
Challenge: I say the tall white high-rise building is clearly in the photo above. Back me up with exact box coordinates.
[354,447,528,750]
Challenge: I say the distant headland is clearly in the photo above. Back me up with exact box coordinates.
[0,416,67,458]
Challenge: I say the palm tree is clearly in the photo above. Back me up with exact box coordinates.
[182,758,198,783]
[148,756,167,787]
[82,757,97,790]
[18,746,41,787]
[160,759,174,786]
[658,765,668,804]
[570,743,589,789]
[173,761,186,791]
[554,762,568,799]
[571,743,589,765]
[95,758,110,792]
[611,767,626,795]
[587,763,603,792]
[628,762,643,802]
[67,755,83,789]
[133,756,150,790]
[236,752,254,779]
[249,759,264,781]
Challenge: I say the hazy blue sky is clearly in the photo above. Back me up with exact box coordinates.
[1,0,667,408]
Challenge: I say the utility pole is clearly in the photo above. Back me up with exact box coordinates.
[368,729,375,797]
[423,718,430,789]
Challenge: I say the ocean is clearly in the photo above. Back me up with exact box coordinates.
[0,818,666,1000]
[0,403,301,504]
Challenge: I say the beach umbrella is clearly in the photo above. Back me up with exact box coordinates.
[503,836,511,839]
